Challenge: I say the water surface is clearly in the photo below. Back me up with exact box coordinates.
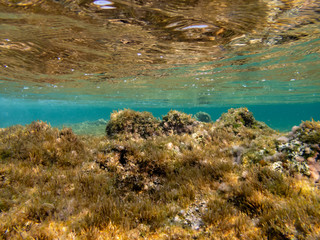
[0,0,319,130]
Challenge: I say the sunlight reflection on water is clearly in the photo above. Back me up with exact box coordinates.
[0,0,319,109]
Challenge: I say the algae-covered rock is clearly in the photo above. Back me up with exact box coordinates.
[160,110,198,135]
[294,120,320,145]
[2,109,320,239]
[276,120,320,180]
[0,121,87,166]
[217,107,266,129]
[194,111,212,123]
[105,109,160,139]
[212,108,281,168]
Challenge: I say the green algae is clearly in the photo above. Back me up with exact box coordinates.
[0,108,320,239]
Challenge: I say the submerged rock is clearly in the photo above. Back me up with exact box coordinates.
[105,109,203,138]
[0,121,87,166]
[194,111,212,123]
[105,109,160,139]
[172,199,208,231]
[294,120,320,145]
[277,120,320,181]
[217,107,267,129]
[160,110,198,135]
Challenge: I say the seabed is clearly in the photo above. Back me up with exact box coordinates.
[1,108,320,239]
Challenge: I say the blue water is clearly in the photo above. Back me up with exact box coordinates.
[1,1,319,132]
[1,97,319,132]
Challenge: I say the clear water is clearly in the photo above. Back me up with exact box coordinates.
[1,0,320,131]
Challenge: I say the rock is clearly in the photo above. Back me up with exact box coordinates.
[105,109,160,138]
[167,142,174,150]
[241,170,249,179]
[172,200,207,231]
[194,111,212,123]
[309,165,320,181]
[307,157,316,164]
[277,136,289,143]
[218,182,231,193]
[291,125,299,133]
[295,156,305,162]
[160,110,198,135]
[232,146,245,164]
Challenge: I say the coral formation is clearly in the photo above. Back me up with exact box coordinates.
[1,109,320,239]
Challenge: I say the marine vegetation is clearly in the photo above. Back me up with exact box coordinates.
[217,107,268,129]
[0,108,320,239]
[160,110,198,135]
[105,109,160,139]
[276,120,320,181]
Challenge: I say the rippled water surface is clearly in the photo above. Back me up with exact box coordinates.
[0,0,320,129]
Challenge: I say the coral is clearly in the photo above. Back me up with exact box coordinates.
[194,111,212,123]
[105,109,160,139]
[160,110,198,135]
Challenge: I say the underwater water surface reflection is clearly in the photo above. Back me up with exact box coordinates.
[0,0,319,126]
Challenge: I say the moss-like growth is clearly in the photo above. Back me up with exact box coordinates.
[217,107,265,129]
[160,110,198,135]
[0,121,87,167]
[275,120,320,179]
[194,111,212,123]
[295,120,320,145]
[1,109,320,239]
[105,109,160,139]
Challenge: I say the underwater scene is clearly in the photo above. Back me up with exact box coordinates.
[1,0,320,239]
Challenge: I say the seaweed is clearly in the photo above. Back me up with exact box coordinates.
[160,110,198,135]
[1,109,320,239]
[105,109,160,139]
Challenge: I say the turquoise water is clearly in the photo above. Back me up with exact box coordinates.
[1,97,319,131]
[0,0,319,132]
